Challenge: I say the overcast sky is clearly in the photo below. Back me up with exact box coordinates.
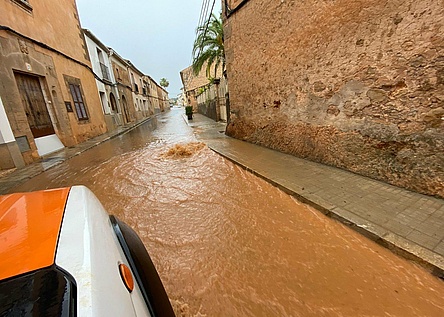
[76,0,221,98]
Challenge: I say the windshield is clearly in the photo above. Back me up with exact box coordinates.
[0,266,76,317]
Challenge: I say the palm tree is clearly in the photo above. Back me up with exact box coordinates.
[192,13,224,78]
[160,78,169,88]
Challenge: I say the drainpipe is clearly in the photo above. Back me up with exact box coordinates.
[214,78,221,121]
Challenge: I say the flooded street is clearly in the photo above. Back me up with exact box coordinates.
[13,108,444,316]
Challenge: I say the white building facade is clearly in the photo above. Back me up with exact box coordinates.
[83,29,123,131]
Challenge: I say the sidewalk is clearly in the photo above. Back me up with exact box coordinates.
[187,113,444,278]
[0,116,153,195]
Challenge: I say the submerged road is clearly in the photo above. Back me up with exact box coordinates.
[13,108,444,316]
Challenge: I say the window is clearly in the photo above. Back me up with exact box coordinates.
[97,49,111,81]
[96,48,104,63]
[99,91,109,114]
[0,267,76,317]
[69,84,89,120]
[110,93,117,112]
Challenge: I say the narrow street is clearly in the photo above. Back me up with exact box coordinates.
[13,108,444,316]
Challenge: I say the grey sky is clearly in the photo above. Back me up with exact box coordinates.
[76,0,221,98]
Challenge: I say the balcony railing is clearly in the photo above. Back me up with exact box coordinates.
[100,62,111,82]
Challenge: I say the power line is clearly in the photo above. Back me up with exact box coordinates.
[186,0,216,90]
[197,0,206,27]
[190,0,209,65]
[195,0,216,60]
[197,0,210,33]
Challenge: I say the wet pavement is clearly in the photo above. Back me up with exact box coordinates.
[0,116,152,194]
[1,109,444,279]
[193,114,444,279]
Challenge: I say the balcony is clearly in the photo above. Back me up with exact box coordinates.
[100,62,111,82]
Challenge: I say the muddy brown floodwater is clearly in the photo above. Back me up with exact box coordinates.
[13,109,444,316]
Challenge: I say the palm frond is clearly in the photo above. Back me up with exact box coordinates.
[192,13,225,77]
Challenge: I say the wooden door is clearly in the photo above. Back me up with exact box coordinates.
[15,73,55,138]
[121,95,130,123]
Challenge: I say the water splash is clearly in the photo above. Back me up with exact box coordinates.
[162,142,206,159]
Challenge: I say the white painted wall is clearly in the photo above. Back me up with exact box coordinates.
[0,96,15,144]
[84,32,118,115]
[34,134,64,156]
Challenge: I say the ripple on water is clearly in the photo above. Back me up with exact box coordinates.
[11,110,444,317]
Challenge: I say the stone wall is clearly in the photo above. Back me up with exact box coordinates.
[198,99,218,121]
[111,58,136,124]
[224,0,444,198]
[1,0,89,64]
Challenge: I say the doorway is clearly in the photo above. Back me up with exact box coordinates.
[15,72,64,156]
[15,72,55,138]
[121,95,130,123]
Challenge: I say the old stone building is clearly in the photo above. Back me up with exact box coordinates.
[180,65,207,109]
[224,0,444,198]
[0,0,106,169]
[109,49,136,124]
[156,82,169,113]
[180,63,227,121]
[109,57,169,123]
[159,85,170,112]
[128,62,150,120]
[144,75,158,115]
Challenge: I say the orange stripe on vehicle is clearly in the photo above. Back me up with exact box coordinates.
[0,188,70,280]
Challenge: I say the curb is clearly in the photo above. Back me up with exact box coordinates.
[208,145,444,280]
[41,117,154,164]
[181,113,191,124]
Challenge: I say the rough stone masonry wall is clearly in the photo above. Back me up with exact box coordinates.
[224,0,444,198]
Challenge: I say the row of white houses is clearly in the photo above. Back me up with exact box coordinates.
[84,29,169,133]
